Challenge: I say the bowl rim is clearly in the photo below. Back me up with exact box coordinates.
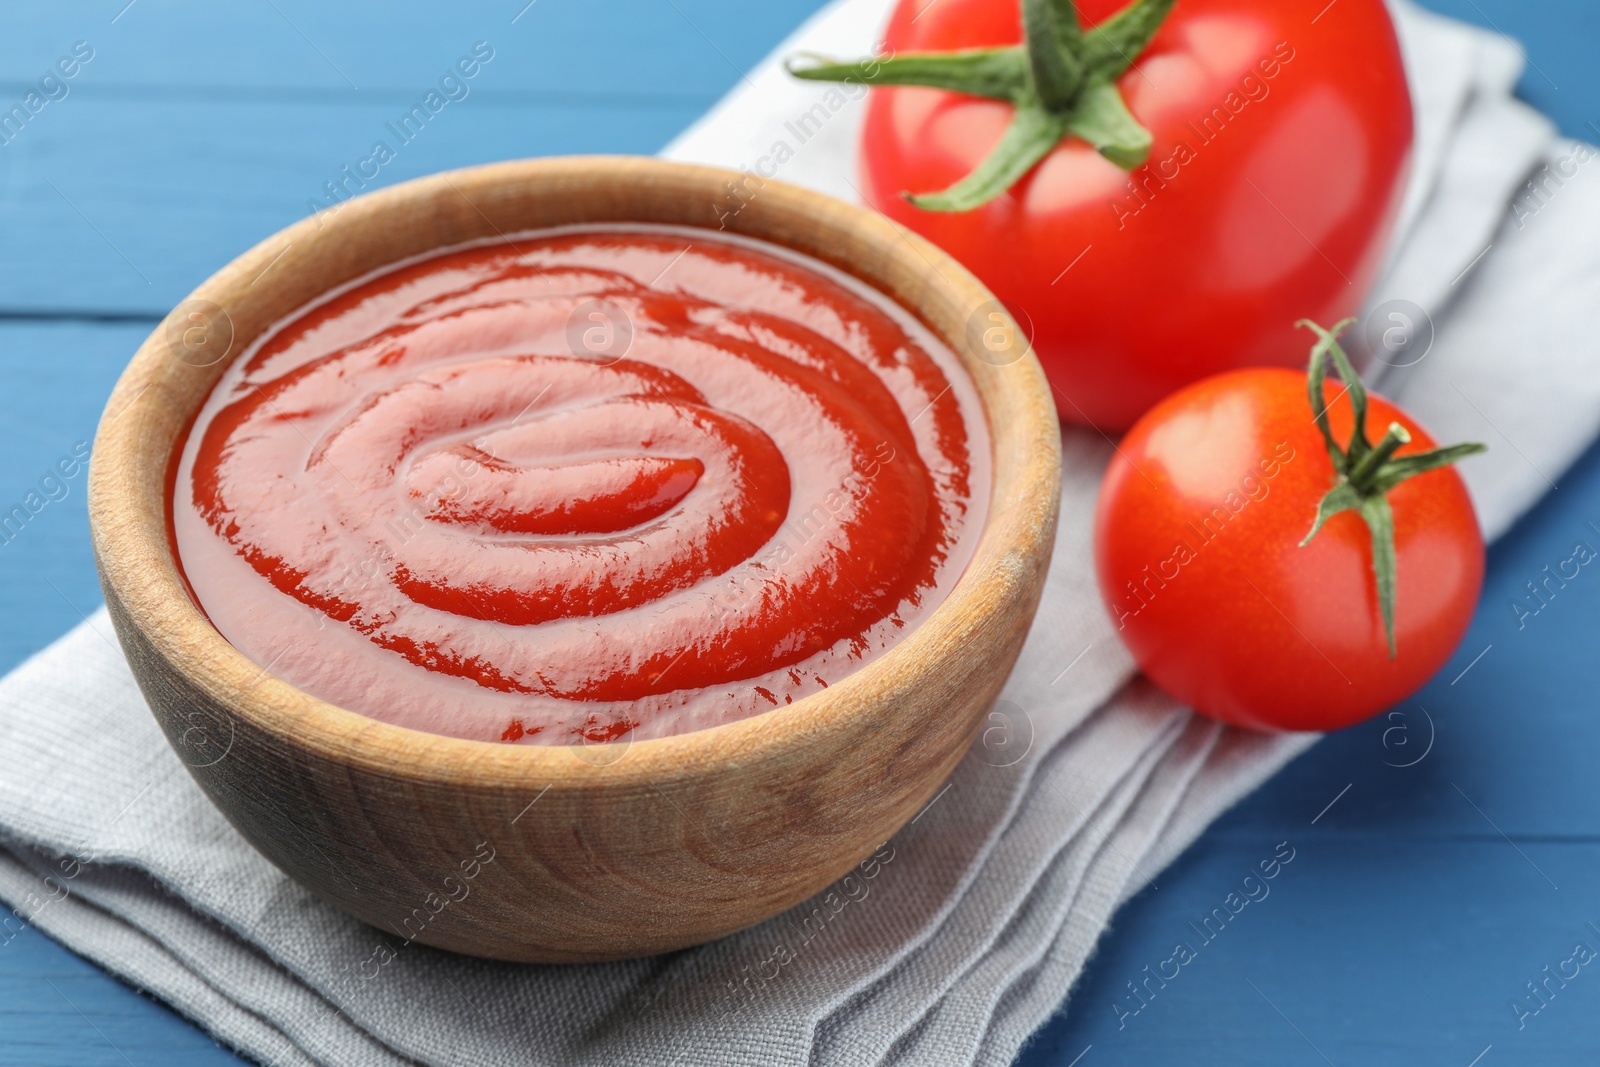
[88,155,1060,791]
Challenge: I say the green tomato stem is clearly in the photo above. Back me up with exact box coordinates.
[1295,320,1487,659]
[1347,422,1411,488]
[786,0,1177,210]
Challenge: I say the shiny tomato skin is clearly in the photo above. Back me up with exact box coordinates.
[1094,369,1483,732]
[864,0,1413,431]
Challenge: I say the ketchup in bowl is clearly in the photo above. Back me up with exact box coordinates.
[172,227,989,743]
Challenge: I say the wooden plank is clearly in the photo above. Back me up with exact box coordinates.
[0,0,823,95]
[0,322,137,669]
[0,925,238,1066]
[1035,839,1600,1066]
[0,0,833,315]
[0,97,707,314]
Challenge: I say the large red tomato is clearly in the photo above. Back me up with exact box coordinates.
[1093,324,1483,731]
[855,0,1413,430]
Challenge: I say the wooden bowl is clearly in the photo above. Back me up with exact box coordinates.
[87,157,1060,963]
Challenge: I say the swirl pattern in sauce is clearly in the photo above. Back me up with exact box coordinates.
[173,229,987,742]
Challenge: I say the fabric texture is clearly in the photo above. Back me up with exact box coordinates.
[3,2,1596,1063]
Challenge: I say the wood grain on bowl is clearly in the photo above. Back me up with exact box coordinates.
[88,157,1061,963]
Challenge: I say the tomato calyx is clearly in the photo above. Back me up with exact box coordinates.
[1296,319,1487,658]
[787,0,1175,210]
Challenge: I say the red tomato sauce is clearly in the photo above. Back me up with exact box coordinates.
[172,228,988,743]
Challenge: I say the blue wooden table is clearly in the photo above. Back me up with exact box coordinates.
[0,1,1594,1063]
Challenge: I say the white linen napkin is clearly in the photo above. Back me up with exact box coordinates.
[3,3,1597,1064]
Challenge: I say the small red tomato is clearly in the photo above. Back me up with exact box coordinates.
[1094,321,1484,731]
